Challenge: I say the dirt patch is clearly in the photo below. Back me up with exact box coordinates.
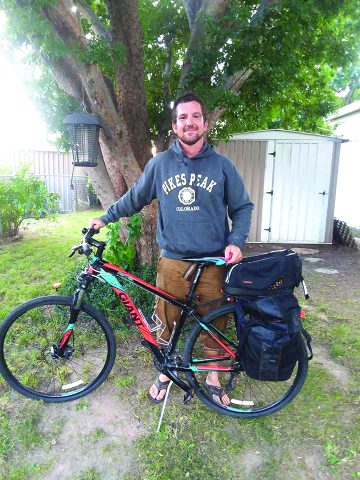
[312,344,352,388]
[239,449,265,475]
[27,383,144,480]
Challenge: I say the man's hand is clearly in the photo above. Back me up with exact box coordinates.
[89,217,106,230]
[224,244,243,264]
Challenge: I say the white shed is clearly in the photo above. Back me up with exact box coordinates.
[216,130,346,244]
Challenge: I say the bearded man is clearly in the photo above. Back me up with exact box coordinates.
[90,91,253,405]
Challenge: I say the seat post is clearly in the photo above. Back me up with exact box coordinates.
[185,263,207,306]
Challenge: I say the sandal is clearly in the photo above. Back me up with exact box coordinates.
[203,382,229,406]
[148,377,171,404]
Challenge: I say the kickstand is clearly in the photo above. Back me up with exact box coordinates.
[156,380,173,433]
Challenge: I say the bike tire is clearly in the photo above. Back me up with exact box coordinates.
[183,304,308,418]
[0,296,116,403]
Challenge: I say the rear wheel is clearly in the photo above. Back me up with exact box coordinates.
[184,304,308,418]
[0,296,116,402]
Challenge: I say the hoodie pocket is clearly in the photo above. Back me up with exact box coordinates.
[160,221,225,255]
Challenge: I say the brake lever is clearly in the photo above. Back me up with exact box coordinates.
[69,245,80,258]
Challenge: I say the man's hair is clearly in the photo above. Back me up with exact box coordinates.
[171,91,207,123]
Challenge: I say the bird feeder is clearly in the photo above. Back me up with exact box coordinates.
[63,111,102,167]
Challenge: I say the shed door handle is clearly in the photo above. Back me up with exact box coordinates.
[319,191,327,196]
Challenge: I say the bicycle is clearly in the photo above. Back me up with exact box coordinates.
[0,228,308,418]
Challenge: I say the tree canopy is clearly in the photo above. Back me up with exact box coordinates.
[0,0,359,259]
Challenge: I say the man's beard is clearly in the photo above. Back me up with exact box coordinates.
[177,129,205,146]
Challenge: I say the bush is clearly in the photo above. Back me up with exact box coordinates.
[61,262,157,324]
[0,168,60,237]
[62,213,156,328]
[105,214,142,270]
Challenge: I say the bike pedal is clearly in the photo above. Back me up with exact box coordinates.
[183,388,194,404]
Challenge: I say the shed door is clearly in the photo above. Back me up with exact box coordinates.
[262,141,333,243]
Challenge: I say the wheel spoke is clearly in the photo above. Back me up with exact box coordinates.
[184,306,308,418]
[0,297,115,401]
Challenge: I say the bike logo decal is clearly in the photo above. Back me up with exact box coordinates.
[116,290,159,346]
[178,187,195,205]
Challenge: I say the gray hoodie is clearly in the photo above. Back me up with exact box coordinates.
[101,140,253,259]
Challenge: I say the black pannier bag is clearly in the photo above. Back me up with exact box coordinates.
[235,295,310,381]
[227,250,312,381]
[223,249,303,297]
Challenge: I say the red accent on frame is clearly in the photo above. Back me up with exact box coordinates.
[206,331,236,358]
[203,355,230,359]
[88,266,94,274]
[112,288,159,346]
[59,330,73,349]
[197,366,232,371]
[103,262,177,299]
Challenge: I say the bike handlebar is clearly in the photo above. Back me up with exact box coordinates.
[69,227,106,258]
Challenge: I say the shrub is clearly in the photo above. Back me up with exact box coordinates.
[62,213,156,327]
[61,262,157,323]
[105,214,142,270]
[0,168,60,237]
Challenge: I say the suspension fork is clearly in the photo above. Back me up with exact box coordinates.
[56,287,87,355]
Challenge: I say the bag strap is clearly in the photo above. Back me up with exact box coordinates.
[301,327,313,360]
[234,302,254,356]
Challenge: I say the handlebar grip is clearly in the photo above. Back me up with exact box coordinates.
[82,227,98,237]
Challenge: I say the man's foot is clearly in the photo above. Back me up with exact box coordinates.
[148,375,170,403]
[203,381,231,406]
[204,371,231,406]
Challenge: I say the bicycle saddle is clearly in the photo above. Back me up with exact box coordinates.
[180,256,227,266]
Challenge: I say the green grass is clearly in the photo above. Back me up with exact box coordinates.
[0,213,105,479]
[126,361,359,480]
[0,211,105,319]
[72,468,102,480]
[301,270,360,369]
[0,214,359,479]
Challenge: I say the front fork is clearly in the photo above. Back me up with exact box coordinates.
[53,286,87,358]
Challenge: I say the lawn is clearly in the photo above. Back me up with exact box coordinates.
[0,213,359,480]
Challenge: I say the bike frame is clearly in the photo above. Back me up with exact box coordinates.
[63,254,236,397]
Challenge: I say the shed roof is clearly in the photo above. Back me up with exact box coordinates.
[230,129,347,143]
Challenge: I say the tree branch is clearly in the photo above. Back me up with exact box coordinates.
[181,0,277,128]
[75,0,112,41]
[179,0,229,90]
[251,0,278,24]
[105,0,152,170]
[183,0,203,28]
[40,0,142,192]
[153,34,174,152]
[207,68,253,128]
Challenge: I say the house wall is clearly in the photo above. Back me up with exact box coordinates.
[333,112,360,228]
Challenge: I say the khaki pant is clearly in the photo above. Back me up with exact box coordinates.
[154,257,227,349]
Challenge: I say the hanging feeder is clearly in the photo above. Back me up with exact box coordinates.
[63,111,102,167]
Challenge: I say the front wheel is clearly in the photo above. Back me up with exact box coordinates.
[184,304,308,418]
[0,296,116,402]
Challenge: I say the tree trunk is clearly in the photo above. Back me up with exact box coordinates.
[137,203,159,265]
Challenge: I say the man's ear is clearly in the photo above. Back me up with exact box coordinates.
[172,122,177,134]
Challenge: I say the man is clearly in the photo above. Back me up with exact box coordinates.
[90,92,253,405]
